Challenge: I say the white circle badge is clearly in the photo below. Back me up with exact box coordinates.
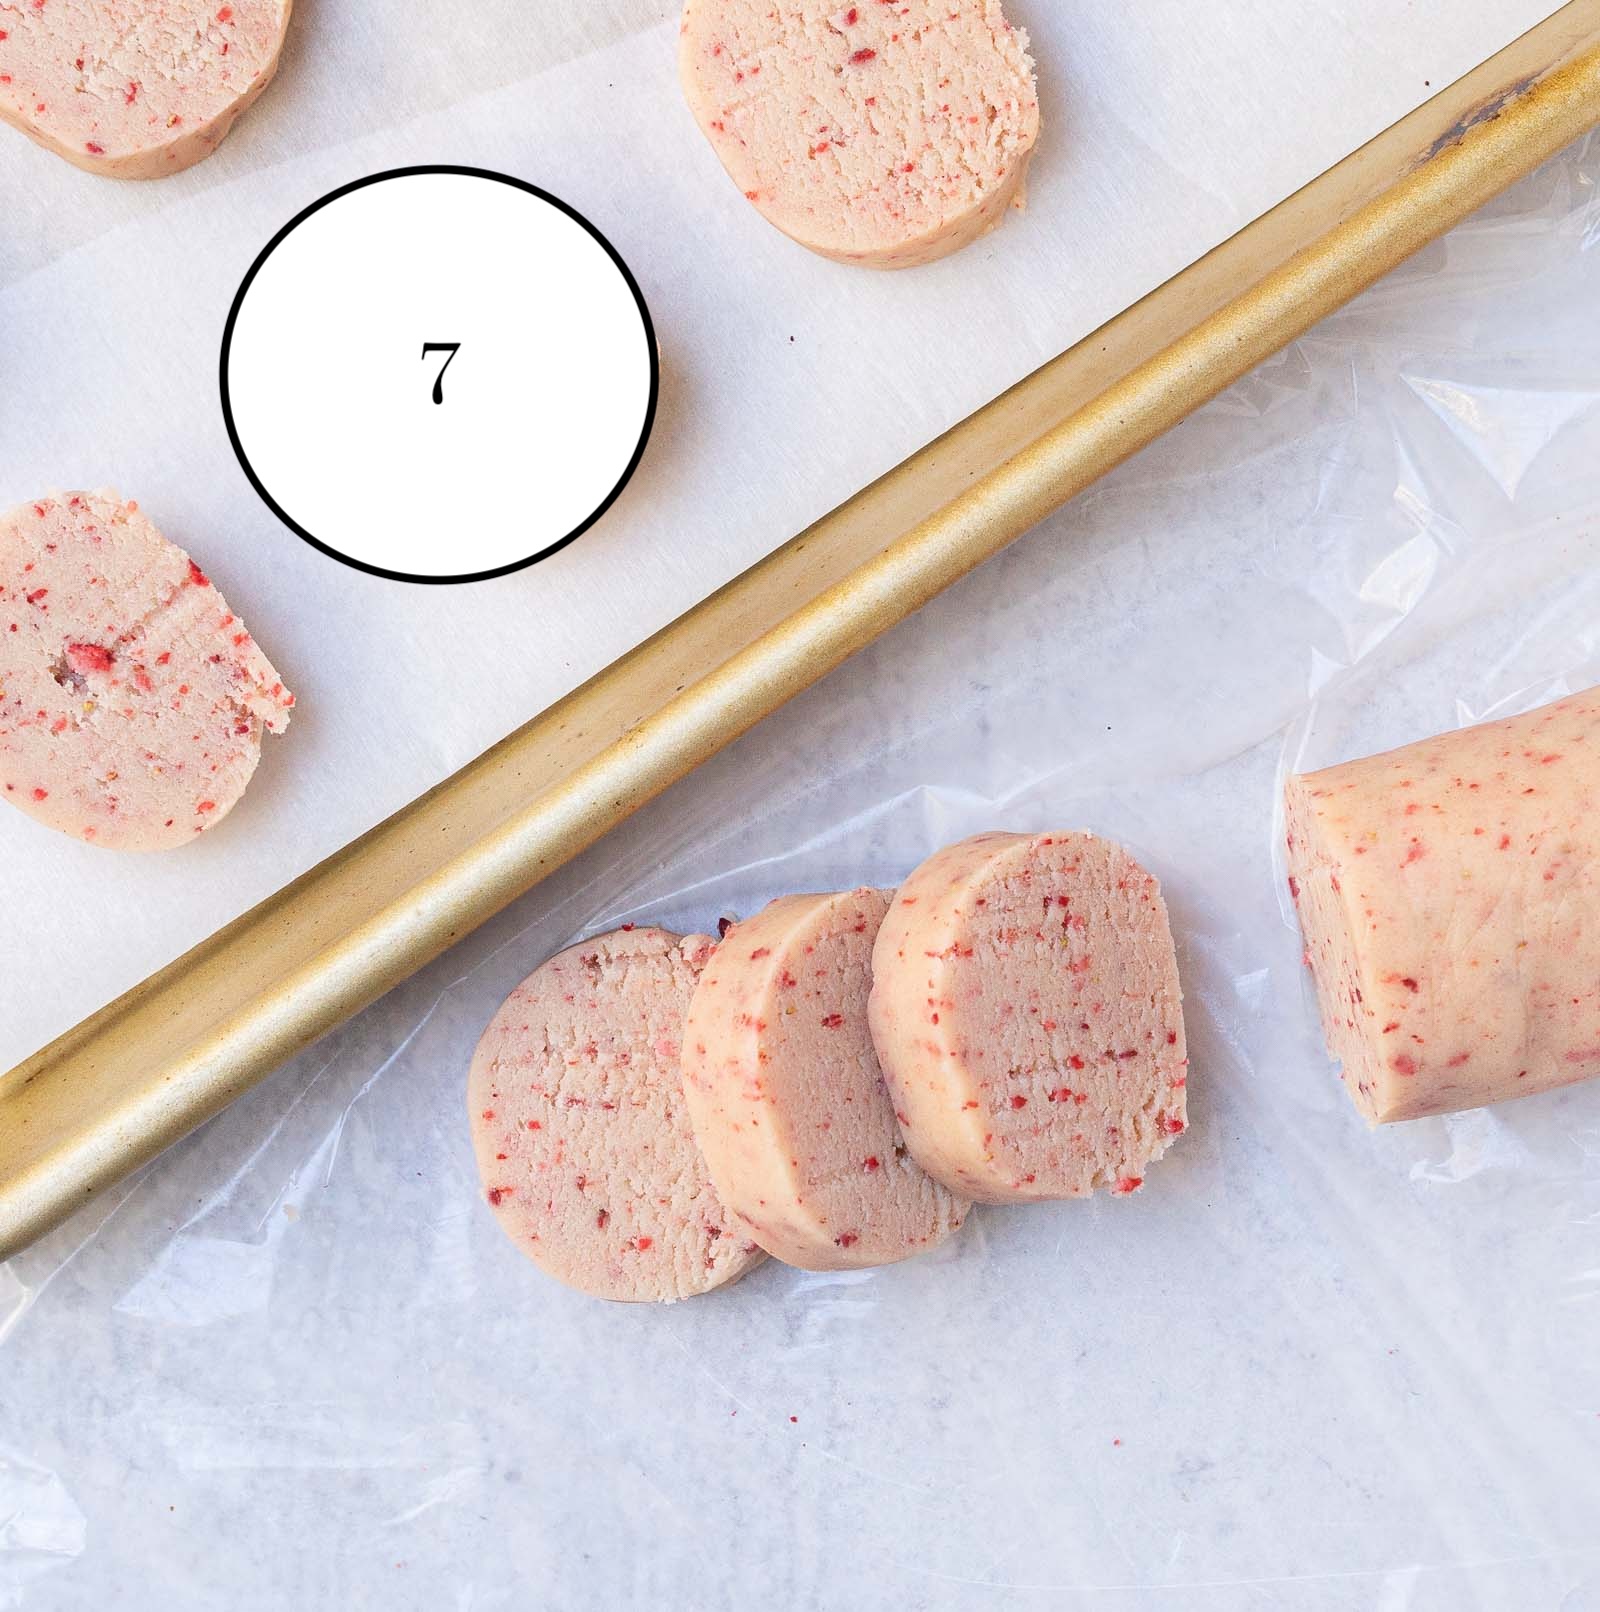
[221,167,658,583]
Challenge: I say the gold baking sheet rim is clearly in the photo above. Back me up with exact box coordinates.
[4,2,1599,1259]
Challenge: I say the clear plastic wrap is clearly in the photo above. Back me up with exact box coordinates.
[4,136,1598,1612]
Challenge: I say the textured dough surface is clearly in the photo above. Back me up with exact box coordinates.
[1286,689,1600,1123]
[0,0,290,178]
[869,831,1188,1203]
[683,888,968,1270]
[468,927,765,1304]
[679,0,1038,268]
[0,491,293,851]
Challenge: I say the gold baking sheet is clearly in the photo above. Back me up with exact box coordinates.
[3,0,1598,1258]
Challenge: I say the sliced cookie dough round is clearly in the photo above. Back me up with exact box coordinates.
[680,0,1039,268]
[869,832,1188,1203]
[683,888,968,1270]
[0,491,294,851]
[0,0,291,178]
[468,927,766,1304]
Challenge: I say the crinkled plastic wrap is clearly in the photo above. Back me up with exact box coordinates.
[4,137,1598,1612]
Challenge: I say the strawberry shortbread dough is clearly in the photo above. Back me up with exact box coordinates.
[682,888,968,1270]
[468,927,765,1304]
[869,832,1188,1202]
[679,0,1039,268]
[1286,689,1600,1123]
[0,491,293,850]
[0,0,291,178]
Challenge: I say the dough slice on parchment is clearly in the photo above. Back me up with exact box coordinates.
[0,0,291,178]
[680,0,1039,267]
[0,490,293,851]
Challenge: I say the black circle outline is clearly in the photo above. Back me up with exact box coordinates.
[218,165,660,586]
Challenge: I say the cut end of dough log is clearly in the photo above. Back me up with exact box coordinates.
[1286,689,1600,1123]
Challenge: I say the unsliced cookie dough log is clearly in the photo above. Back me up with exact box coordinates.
[869,832,1188,1202]
[0,491,293,850]
[468,927,765,1303]
[0,0,291,179]
[683,889,969,1270]
[680,0,1039,268]
[1286,690,1600,1123]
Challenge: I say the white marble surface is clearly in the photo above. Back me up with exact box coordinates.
[4,108,1600,1612]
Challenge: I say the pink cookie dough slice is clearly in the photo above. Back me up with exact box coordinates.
[0,0,291,179]
[679,0,1039,268]
[468,927,766,1304]
[1286,689,1600,1123]
[682,888,969,1270]
[0,491,293,851]
[869,831,1188,1203]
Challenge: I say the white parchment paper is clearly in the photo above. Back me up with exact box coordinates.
[2,128,1596,1612]
[0,0,1563,1067]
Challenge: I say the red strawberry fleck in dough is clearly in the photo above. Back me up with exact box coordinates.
[0,0,291,179]
[0,491,293,851]
[682,888,968,1271]
[467,927,765,1304]
[1285,688,1600,1123]
[868,832,1189,1203]
[679,0,1039,268]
